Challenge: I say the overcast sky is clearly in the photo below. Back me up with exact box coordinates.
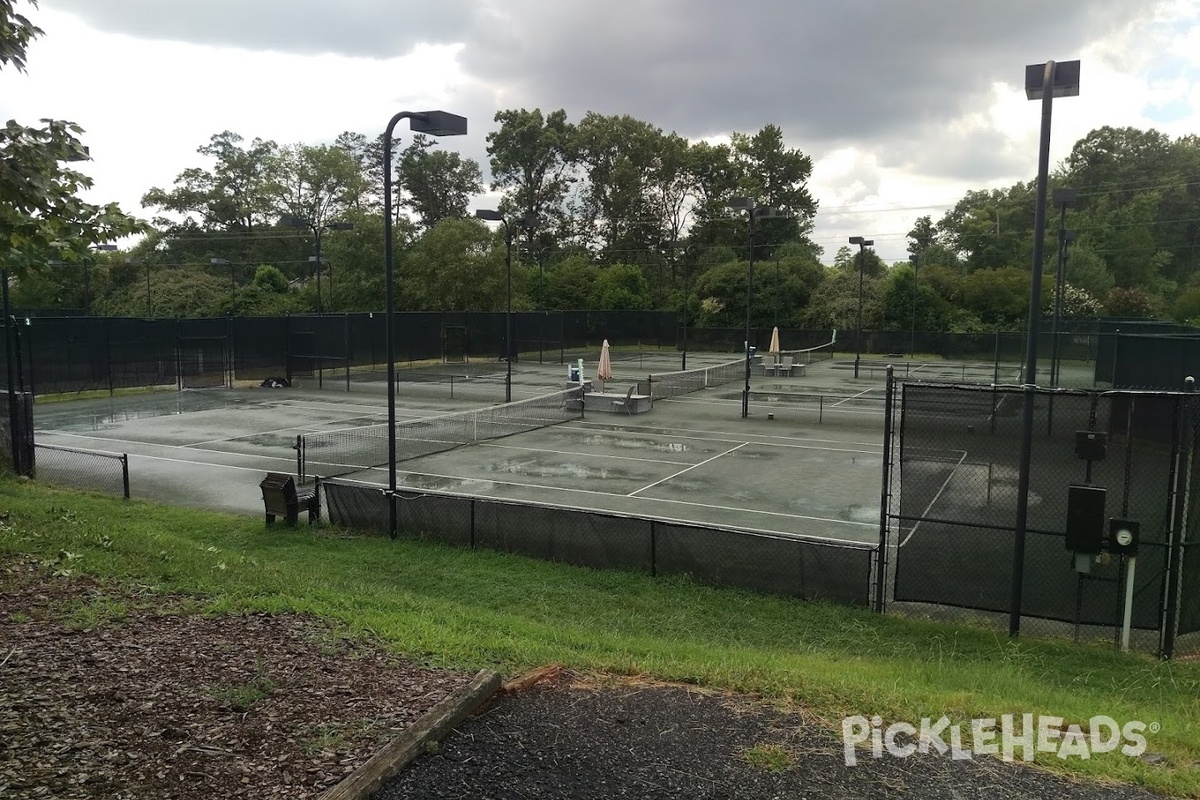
[3,0,1198,263]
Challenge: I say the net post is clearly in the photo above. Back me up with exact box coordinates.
[120,452,130,499]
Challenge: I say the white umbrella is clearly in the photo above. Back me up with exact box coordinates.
[597,339,613,392]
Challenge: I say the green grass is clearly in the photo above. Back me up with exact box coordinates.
[0,479,1197,796]
[34,385,174,405]
[740,742,795,772]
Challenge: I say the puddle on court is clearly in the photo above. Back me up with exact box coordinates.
[484,455,629,482]
[395,472,486,492]
[578,433,690,453]
[788,497,877,523]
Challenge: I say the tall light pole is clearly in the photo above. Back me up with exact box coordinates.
[729,197,786,418]
[210,258,235,312]
[849,236,874,378]
[1049,188,1078,387]
[910,254,919,357]
[476,209,538,404]
[383,110,468,539]
[1010,59,1081,638]
[284,216,354,314]
[661,240,698,370]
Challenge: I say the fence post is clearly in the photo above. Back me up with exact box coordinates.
[650,519,657,578]
[875,365,895,613]
[105,317,114,396]
[121,453,130,499]
[1161,377,1195,659]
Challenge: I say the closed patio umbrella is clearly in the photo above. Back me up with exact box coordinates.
[597,340,613,392]
[768,326,781,356]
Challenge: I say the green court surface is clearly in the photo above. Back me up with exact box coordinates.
[29,349,1041,544]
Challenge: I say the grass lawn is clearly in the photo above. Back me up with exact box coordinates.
[1,478,1197,796]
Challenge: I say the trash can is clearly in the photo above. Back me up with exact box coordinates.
[568,365,581,382]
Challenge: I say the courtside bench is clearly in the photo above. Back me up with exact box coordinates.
[259,472,320,525]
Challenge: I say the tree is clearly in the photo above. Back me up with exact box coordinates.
[1,0,145,273]
[252,264,289,293]
[907,216,937,261]
[590,264,653,310]
[570,112,664,254]
[401,218,499,311]
[486,108,575,238]
[1104,287,1155,317]
[397,134,483,229]
[142,131,279,233]
[267,142,367,233]
[544,254,599,310]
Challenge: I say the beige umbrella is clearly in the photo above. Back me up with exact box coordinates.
[768,326,781,355]
[597,339,613,392]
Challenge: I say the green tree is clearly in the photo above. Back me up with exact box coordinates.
[402,218,500,311]
[1,0,145,273]
[142,131,279,233]
[397,134,483,229]
[486,108,575,238]
[590,264,652,310]
[960,267,1033,328]
[544,254,599,309]
[251,264,289,293]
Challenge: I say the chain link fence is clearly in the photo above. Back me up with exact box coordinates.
[881,378,1200,658]
[33,443,129,498]
[321,478,876,608]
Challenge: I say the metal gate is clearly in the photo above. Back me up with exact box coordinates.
[878,374,1200,658]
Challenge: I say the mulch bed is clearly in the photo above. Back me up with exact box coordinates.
[0,557,473,799]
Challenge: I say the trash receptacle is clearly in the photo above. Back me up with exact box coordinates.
[569,365,581,382]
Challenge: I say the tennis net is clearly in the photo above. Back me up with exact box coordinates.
[298,386,585,482]
[779,339,835,366]
[644,357,745,400]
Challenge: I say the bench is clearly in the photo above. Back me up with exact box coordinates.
[259,472,319,525]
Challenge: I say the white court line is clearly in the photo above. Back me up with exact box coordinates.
[43,431,874,536]
[557,422,880,455]
[898,450,968,548]
[566,415,882,448]
[479,442,689,466]
[831,387,878,407]
[42,430,303,466]
[341,463,876,530]
[627,442,748,497]
[662,394,886,417]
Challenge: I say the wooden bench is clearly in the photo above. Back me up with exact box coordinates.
[259,472,319,525]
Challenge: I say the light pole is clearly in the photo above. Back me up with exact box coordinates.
[383,110,467,539]
[910,254,918,357]
[210,258,235,312]
[1010,58,1081,638]
[1049,188,1078,387]
[476,209,538,404]
[729,197,786,418]
[849,236,874,379]
[660,240,697,370]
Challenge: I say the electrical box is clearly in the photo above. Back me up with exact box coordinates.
[1108,518,1140,557]
[1065,485,1106,553]
[1075,431,1108,461]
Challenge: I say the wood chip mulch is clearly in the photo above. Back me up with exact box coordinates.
[0,556,473,799]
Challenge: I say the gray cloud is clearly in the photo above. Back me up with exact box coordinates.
[458,0,1141,149]
[47,0,477,57]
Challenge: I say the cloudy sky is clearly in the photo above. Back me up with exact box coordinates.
[3,0,1198,263]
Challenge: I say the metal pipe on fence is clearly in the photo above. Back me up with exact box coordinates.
[120,453,130,499]
[875,365,895,613]
[1161,376,1195,659]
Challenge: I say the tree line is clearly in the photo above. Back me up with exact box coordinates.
[5,1,1199,330]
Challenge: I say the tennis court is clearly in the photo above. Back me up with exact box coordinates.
[29,346,889,543]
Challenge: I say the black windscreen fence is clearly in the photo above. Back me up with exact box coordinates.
[322,478,875,607]
[884,380,1200,657]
